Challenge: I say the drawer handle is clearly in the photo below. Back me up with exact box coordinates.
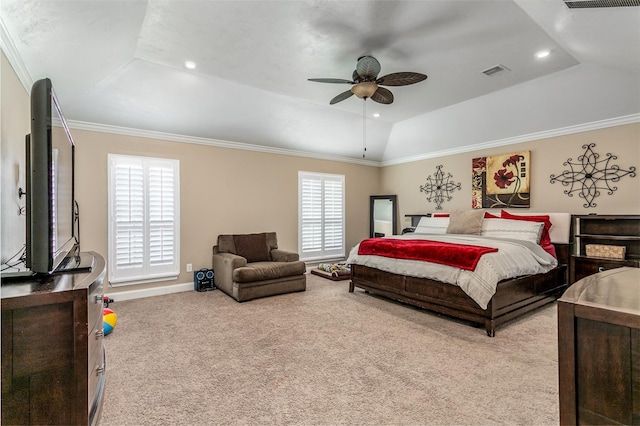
[95,329,104,339]
[96,364,105,376]
[598,266,605,272]
[94,295,103,304]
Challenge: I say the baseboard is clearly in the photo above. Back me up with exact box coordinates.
[105,282,193,302]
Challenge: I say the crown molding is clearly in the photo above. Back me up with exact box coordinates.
[67,120,381,167]
[0,17,33,91]
[380,113,640,167]
[69,113,639,169]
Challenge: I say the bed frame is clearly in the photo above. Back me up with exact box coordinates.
[349,242,569,337]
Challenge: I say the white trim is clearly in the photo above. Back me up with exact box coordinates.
[69,114,639,168]
[108,273,179,287]
[381,114,640,166]
[0,18,33,91]
[67,119,379,167]
[105,282,193,301]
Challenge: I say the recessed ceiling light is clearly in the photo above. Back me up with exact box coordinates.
[373,112,381,118]
[535,50,551,59]
[184,61,197,70]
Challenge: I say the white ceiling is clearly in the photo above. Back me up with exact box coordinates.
[1,0,639,163]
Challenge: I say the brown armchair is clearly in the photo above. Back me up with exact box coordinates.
[212,232,306,302]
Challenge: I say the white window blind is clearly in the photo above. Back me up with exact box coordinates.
[108,154,180,285]
[298,172,345,261]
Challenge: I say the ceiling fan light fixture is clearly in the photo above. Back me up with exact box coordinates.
[351,82,378,99]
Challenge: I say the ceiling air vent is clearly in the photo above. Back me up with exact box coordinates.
[563,0,639,8]
[482,64,510,77]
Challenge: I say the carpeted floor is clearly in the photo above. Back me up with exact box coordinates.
[100,273,559,425]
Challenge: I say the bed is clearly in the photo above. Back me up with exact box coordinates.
[347,210,571,336]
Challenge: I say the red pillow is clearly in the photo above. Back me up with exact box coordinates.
[500,210,552,246]
[433,213,449,217]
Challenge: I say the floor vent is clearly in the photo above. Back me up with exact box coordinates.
[563,0,639,8]
[482,64,510,77]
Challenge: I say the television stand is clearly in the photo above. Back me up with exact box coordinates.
[1,252,106,426]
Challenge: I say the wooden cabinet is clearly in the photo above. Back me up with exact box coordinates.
[570,215,640,284]
[558,267,640,425]
[1,252,106,425]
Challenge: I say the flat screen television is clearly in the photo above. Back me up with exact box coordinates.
[25,78,78,274]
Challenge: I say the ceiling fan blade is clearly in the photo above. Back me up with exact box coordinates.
[308,78,354,84]
[376,72,427,86]
[371,87,394,104]
[356,56,381,80]
[330,90,355,105]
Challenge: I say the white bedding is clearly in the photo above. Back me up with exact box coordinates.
[346,233,558,309]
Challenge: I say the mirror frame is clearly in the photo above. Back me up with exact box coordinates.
[369,195,397,238]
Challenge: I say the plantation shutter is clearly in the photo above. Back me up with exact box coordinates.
[108,155,180,285]
[148,165,176,266]
[298,172,344,261]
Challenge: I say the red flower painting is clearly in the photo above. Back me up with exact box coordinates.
[472,151,530,208]
[494,169,515,189]
[502,154,524,168]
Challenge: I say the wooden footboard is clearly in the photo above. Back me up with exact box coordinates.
[349,263,568,336]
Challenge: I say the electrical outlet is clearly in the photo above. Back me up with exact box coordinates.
[186,263,192,272]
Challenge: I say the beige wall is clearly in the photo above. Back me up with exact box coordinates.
[1,51,30,262]
[73,129,379,291]
[3,48,639,295]
[381,123,640,229]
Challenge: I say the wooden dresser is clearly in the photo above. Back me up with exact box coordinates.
[1,252,106,425]
[558,267,640,425]
[570,214,640,285]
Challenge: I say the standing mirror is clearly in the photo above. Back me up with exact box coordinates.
[370,195,397,238]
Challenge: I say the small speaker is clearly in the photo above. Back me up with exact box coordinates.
[194,268,215,292]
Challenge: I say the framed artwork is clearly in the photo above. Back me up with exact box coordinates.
[472,151,530,209]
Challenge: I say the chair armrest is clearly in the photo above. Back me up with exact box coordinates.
[213,252,247,269]
[213,252,247,295]
[270,249,300,262]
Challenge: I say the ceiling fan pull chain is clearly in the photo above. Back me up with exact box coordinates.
[362,99,367,158]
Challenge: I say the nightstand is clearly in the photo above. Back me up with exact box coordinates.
[569,215,640,285]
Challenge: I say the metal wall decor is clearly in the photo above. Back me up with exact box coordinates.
[420,165,461,210]
[549,143,637,208]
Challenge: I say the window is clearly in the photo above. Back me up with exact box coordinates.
[298,171,345,261]
[108,154,180,285]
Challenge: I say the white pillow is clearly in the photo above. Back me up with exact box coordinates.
[481,218,544,243]
[414,217,450,235]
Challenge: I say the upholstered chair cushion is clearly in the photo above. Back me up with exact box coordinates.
[233,261,306,283]
[233,233,271,262]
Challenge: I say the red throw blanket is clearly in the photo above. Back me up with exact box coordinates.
[357,238,498,271]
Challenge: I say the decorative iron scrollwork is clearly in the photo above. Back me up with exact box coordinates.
[420,165,461,210]
[549,143,636,208]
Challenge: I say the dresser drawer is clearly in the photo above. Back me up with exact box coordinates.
[571,256,640,284]
[87,283,103,332]
[87,320,104,364]
[87,346,105,412]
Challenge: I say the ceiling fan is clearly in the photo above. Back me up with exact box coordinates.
[308,55,427,105]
